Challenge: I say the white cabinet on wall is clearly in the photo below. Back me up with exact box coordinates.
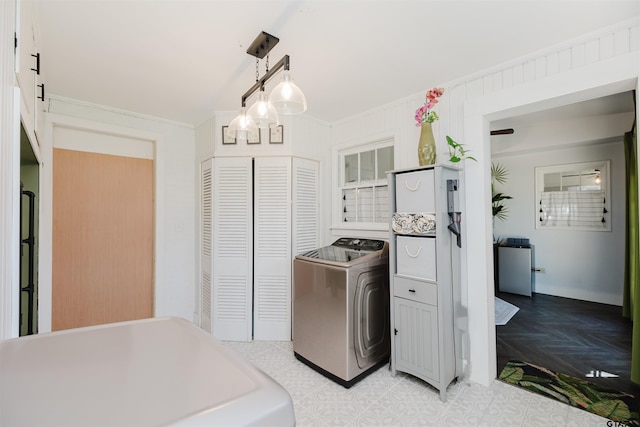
[200,156,319,342]
[16,0,44,146]
[388,165,462,401]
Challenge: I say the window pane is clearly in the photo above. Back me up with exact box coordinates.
[345,154,358,184]
[360,150,375,182]
[338,141,394,226]
[562,171,581,191]
[374,185,389,222]
[543,172,561,192]
[357,188,373,222]
[377,147,394,180]
[581,169,601,190]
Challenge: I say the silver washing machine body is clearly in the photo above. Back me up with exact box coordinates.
[293,238,390,387]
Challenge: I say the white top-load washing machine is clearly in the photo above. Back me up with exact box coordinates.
[293,238,389,388]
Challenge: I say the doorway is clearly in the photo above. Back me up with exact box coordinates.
[490,92,636,393]
[19,125,39,336]
[52,148,154,331]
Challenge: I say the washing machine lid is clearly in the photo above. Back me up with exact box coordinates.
[296,238,387,265]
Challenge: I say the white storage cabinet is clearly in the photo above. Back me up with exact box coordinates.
[388,165,462,401]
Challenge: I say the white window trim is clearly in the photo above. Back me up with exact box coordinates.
[331,131,398,234]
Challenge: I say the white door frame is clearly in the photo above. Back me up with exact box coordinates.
[463,52,639,386]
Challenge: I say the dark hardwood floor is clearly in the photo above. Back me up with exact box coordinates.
[496,291,640,397]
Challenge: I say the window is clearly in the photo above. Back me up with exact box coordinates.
[535,160,610,231]
[338,140,394,227]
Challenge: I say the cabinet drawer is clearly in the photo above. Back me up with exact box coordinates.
[395,169,435,213]
[394,276,437,306]
[396,236,436,281]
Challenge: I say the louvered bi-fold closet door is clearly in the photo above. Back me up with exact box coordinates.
[253,157,292,340]
[212,157,253,341]
[292,158,319,256]
[200,159,213,333]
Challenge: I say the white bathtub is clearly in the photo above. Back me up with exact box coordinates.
[0,317,295,426]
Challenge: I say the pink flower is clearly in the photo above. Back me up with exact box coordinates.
[415,87,445,125]
[427,87,445,101]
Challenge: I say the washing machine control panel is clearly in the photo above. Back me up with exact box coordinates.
[333,238,385,252]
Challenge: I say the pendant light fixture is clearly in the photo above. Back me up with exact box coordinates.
[226,106,259,140]
[246,54,279,129]
[227,31,306,138]
[247,89,279,128]
[268,69,307,115]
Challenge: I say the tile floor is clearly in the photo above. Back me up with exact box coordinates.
[222,340,612,427]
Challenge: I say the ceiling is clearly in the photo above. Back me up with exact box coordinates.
[491,91,636,131]
[33,1,639,126]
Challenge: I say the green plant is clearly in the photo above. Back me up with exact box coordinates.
[446,136,476,163]
[491,162,512,221]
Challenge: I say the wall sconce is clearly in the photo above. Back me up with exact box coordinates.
[226,31,307,140]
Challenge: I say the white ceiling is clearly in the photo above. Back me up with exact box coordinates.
[491,91,636,131]
[34,1,639,126]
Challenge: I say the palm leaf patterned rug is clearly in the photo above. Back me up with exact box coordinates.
[499,360,639,426]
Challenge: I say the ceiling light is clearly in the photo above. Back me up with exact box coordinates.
[226,106,258,140]
[228,31,306,138]
[247,89,279,129]
[269,70,307,115]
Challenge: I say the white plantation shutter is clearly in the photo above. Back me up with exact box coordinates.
[213,157,253,341]
[293,158,319,255]
[254,157,292,340]
[200,159,213,333]
[539,190,608,229]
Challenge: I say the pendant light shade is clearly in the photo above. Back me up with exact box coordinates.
[227,107,259,140]
[268,70,307,115]
[247,90,279,129]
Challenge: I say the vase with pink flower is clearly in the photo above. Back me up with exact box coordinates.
[415,87,444,166]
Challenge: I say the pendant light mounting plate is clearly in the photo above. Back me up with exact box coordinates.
[247,31,279,59]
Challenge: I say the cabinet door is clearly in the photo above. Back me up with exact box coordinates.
[394,297,439,382]
[16,0,37,140]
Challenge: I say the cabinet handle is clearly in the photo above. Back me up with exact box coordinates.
[404,179,422,192]
[31,53,40,75]
[408,289,416,293]
[37,84,45,102]
[404,245,422,258]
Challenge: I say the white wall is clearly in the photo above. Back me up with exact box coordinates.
[37,97,197,331]
[493,139,626,305]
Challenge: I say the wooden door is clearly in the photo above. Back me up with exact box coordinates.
[52,148,153,331]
